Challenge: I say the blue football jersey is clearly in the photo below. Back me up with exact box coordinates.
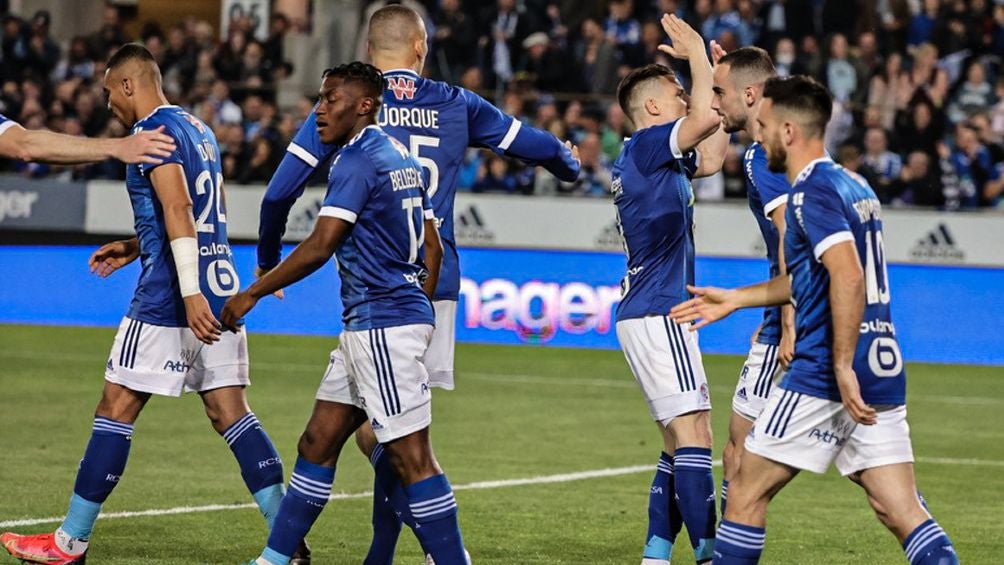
[126,105,237,327]
[612,119,700,322]
[0,113,14,132]
[262,68,577,301]
[321,125,435,331]
[782,158,906,405]
[743,142,791,346]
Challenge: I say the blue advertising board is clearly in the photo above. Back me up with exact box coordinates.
[0,245,1001,365]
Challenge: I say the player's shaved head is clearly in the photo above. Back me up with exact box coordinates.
[106,43,161,86]
[617,64,682,126]
[762,75,832,138]
[718,47,775,88]
[368,5,427,53]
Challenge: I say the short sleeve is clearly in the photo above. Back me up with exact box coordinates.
[462,88,520,151]
[134,119,184,176]
[288,108,339,168]
[748,146,791,216]
[631,119,698,176]
[0,114,18,137]
[319,149,377,224]
[800,182,853,262]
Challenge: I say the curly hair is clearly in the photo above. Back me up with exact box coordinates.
[321,61,384,101]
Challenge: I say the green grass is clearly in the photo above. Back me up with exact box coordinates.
[0,324,1001,564]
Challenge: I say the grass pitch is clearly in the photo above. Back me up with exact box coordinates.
[0,324,1001,564]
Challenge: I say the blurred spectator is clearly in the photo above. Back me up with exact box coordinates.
[431,0,478,82]
[862,127,904,201]
[557,133,612,196]
[947,60,994,124]
[605,0,641,64]
[574,18,620,94]
[892,151,945,207]
[771,37,799,77]
[519,32,580,93]
[896,100,945,159]
[484,0,529,86]
[868,53,905,129]
[950,123,1000,207]
[52,37,94,82]
[825,34,860,103]
[473,153,519,193]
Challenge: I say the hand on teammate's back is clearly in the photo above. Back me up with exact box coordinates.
[184,294,222,344]
[115,126,177,165]
[657,14,705,61]
[88,238,140,278]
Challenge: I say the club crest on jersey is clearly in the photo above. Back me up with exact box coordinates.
[387,76,417,100]
[182,112,206,134]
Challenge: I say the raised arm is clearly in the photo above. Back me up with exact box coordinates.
[657,14,721,155]
[464,90,580,182]
[0,121,176,165]
[148,164,221,345]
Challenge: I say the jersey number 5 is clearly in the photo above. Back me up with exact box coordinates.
[409,135,440,198]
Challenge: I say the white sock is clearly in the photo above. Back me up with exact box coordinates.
[54,528,88,556]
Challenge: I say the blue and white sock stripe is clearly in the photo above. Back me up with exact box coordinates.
[370,443,385,467]
[753,345,778,399]
[118,319,144,369]
[721,482,729,496]
[673,454,713,470]
[288,472,333,501]
[93,416,134,437]
[717,522,766,551]
[904,521,948,564]
[663,318,696,392]
[765,389,801,438]
[409,491,457,521]
[222,412,260,446]
[656,460,674,475]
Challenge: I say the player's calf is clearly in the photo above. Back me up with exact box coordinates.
[666,411,716,563]
[722,411,755,517]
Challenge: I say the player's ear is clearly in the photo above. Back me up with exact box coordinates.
[121,76,133,97]
[743,86,757,108]
[781,121,795,146]
[358,96,375,116]
[643,97,659,117]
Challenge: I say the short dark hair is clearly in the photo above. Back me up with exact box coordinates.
[106,43,156,70]
[762,75,832,137]
[322,61,385,100]
[617,64,677,121]
[369,5,425,51]
[717,46,775,85]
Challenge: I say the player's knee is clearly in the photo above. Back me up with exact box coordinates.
[867,495,894,529]
[669,410,713,448]
[354,422,378,458]
[723,437,741,476]
[875,499,928,540]
[95,384,146,423]
[297,425,339,467]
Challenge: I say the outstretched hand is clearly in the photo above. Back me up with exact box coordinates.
[669,285,738,330]
[710,39,727,65]
[89,239,140,278]
[656,13,706,61]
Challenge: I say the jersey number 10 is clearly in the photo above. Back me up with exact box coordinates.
[864,229,890,305]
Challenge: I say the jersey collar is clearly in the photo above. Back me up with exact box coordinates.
[793,156,833,186]
[346,124,382,146]
[135,104,180,125]
[382,68,420,77]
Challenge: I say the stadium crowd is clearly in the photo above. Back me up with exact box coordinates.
[0,0,1002,209]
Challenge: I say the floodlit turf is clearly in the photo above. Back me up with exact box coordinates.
[0,324,1001,564]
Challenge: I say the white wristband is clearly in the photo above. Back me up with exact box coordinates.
[170,237,201,297]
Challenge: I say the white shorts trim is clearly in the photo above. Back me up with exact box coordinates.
[427,300,457,390]
[732,342,783,422]
[104,317,249,397]
[746,386,914,476]
[616,316,711,425]
[315,324,434,443]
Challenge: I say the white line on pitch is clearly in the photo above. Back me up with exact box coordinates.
[2,455,1000,529]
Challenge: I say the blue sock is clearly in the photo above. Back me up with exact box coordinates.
[903,519,958,565]
[261,457,334,564]
[643,452,676,561]
[364,444,417,565]
[713,519,765,564]
[720,479,729,518]
[674,447,717,563]
[917,490,929,511]
[60,417,134,540]
[222,412,285,528]
[406,474,466,564]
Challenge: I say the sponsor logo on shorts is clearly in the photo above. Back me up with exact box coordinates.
[700,382,709,401]
[371,418,384,430]
[421,382,430,395]
[106,358,114,371]
[808,428,847,447]
[736,387,748,400]
[163,360,191,373]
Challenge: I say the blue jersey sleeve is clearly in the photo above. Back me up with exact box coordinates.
[288,109,339,168]
[0,113,17,135]
[799,181,853,262]
[461,89,580,182]
[632,119,698,177]
[748,146,790,217]
[320,148,377,223]
[256,154,317,268]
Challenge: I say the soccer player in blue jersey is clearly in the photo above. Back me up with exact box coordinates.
[611,14,728,565]
[1,45,297,565]
[707,46,794,517]
[221,61,470,565]
[256,6,578,563]
[0,111,174,164]
[671,76,958,565]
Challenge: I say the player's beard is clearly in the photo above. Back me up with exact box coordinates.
[722,113,746,134]
[766,141,787,173]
